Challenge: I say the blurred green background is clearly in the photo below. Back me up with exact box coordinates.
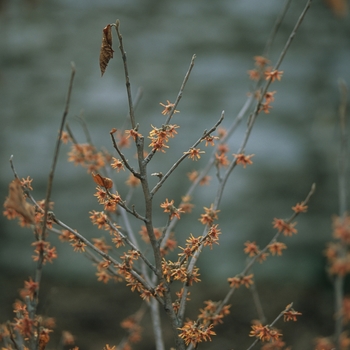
[1,0,350,348]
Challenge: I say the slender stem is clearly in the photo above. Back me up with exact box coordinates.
[32,63,75,315]
[41,62,75,240]
[114,20,136,129]
[263,0,292,58]
[150,298,165,350]
[165,54,196,125]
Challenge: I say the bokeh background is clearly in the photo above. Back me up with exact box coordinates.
[1,0,350,349]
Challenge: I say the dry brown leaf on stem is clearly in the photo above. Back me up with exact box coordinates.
[92,172,113,189]
[4,178,35,223]
[99,24,114,76]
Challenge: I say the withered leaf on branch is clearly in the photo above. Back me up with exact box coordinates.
[4,178,35,224]
[92,172,113,189]
[99,24,114,76]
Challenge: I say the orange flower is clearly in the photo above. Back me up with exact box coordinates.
[202,134,219,146]
[228,274,254,288]
[283,308,302,321]
[268,242,287,256]
[187,170,198,182]
[159,100,179,115]
[332,215,350,243]
[184,148,205,161]
[160,198,184,220]
[272,218,297,236]
[60,131,71,144]
[199,205,220,226]
[247,69,261,81]
[249,323,281,342]
[111,157,125,172]
[126,174,140,187]
[259,102,273,114]
[244,241,259,257]
[103,345,116,350]
[71,239,87,252]
[233,153,254,168]
[92,237,112,254]
[254,56,270,67]
[204,224,221,248]
[22,277,38,300]
[264,69,283,82]
[178,320,216,347]
[20,176,33,191]
[215,152,229,167]
[292,202,308,213]
[125,129,142,141]
[264,91,277,104]
[179,196,194,214]
[116,130,131,149]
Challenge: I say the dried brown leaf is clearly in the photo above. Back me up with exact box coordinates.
[92,172,113,189]
[4,178,35,223]
[99,24,114,76]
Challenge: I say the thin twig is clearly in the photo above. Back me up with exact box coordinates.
[263,0,292,58]
[216,0,313,209]
[165,54,196,125]
[110,130,140,177]
[41,62,76,240]
[113,20,136,129]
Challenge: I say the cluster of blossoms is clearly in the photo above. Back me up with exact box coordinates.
[0,299,76,350]
[149,123,179,153]
[1,52,311,349]
[67,141,107,173]
[248,304,302,348]
[178,320,216,347]
[247,56,283,114]
[325,214,350,276]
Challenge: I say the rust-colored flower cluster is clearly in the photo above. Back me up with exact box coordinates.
[325,214,350,276]
[94,186,122,213]
[199,204,220,226]
[149,124,179,153]
[178,320,216,347]
[0,300,58,350]
[160,198,185,220]
[159,100,179,115]
[67,143,106,173]
[248,304,301,347]
[247,56,283,114]
[233,153,255,168]
[227,274,254,289]
[162,259,201,286]
[198,300,231,326]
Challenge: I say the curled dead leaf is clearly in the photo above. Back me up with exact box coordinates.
[92,172,113,189]
[4,178,35,224]
[99,24,114,76]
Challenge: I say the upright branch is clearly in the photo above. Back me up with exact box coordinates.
[41,63,76,241]
[113,20,136,130]
[164,54,196,125]
[35,63,75,304]
[216,0,312,209]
